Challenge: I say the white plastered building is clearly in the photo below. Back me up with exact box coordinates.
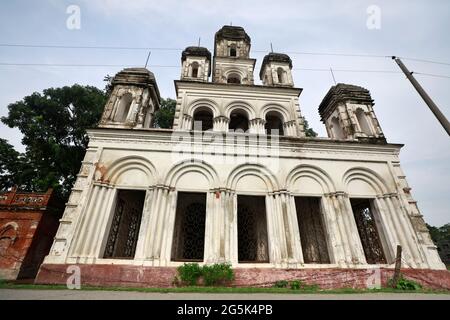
[41,25,445,273]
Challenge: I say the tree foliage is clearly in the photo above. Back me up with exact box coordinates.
[154,98,176,129]
[1,84,107,199]
[304,119,318,137]
[427,223,450,245]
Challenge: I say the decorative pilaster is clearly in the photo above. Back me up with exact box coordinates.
[213,116,229,132]
[249,118,265,134]
[182,114,193,130]
[283,120,297,136]
[143,185,173,265]
[331,192,366,264]
[322,194,347,265]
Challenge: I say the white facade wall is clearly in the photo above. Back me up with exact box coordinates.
[43,128,445,270]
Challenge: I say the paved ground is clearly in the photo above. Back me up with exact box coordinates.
[0,289,449,300]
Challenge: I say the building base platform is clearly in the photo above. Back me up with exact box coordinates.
[35,264,450,290]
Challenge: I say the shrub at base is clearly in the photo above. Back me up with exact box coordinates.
[177,263,202,286]
[175,263,235,287]
[202,263,234,286]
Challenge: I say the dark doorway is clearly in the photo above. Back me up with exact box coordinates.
[171,192,206,261]
[229,111,249,132]
[193,109,214,131]
[265,112,284,135]
[295,197,330,263]
[237,195,269,263]
[350,198,386,264]
[104,190,145,259]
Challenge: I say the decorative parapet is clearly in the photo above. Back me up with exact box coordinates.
[0,187,53,210]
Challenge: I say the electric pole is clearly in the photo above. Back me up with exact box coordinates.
[392,56,450,136]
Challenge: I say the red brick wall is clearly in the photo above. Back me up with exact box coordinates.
[35,264,450,290]
[0,211,59,280]
[0,211,43,279]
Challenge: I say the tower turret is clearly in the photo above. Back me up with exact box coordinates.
[212,25,256,85]
[181,46,211,82]
[260,52,294,87]
[99,68,160,129]
[318,83,386,142]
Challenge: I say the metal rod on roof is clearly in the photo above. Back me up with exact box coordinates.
[144,51,151,68]
[330,67,337,85]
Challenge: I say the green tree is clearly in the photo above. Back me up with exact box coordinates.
[304,119,318,137]
[154,98,176,129]
[427,223,450,244]
[1,84,107,199]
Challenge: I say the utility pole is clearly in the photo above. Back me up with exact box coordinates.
[392,56,450,136]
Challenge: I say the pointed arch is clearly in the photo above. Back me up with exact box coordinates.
[227,163,280,192]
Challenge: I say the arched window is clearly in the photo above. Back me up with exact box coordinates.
[227,73,241,84]
[265,111,284,135]
[230,45,237,57]
[355,108,372,135]
[115,93,133,122]
[277,67,285,84]
[330,116,345,139]
[191,62,199,78]
[193,108,214,131]
[229,110,249,132]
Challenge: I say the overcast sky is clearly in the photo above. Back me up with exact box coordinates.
[0,0,449,226]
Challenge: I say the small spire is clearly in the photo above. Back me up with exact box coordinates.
[270,42,274,53]
[198,37,201,47]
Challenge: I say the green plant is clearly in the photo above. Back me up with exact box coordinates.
[273,280,288,288]
[177,263,203,286]
[202,263,234,286]
[388,275,422,290]
[288,280,319,291]
[290,280,301,290]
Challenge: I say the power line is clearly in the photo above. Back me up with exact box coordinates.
[400,57,450,67]
[1,43,449,66]
[0,62,178,68]
[413,72,450,79]
[0,43,182,51]
[1,62,448,80]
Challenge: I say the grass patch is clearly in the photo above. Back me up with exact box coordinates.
[0,281,449,294]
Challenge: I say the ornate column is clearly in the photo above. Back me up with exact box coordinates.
[372,196,398,262]
[283,120,296,137]
[280,191,303,265]
[322,194,347,265]
[383,193,422,267]
[133,188,156,261]
[213,116,229,132]
[225,191,238,264]
[249,118,265,134]
[143,185,173,265]
[265,193,285,265]
[332,192,366,264]
[182,114,193,130]
[69,182,114,263]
